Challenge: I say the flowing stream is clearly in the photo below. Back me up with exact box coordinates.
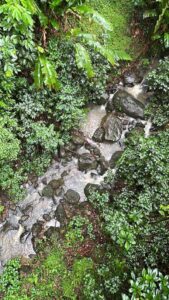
[0,81,152,273]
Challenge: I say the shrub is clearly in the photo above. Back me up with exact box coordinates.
[145,57,169,126]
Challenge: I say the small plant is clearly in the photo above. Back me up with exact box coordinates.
[123,268,169,300]
[0,205,4,214]
[65,216,95,246]
[0,259,21,296]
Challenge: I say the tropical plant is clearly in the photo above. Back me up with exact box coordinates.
[123,268,169,300]
[139,0,169,48]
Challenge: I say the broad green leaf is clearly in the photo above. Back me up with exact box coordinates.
[164,32,169,48]
[36,55,61,90]
[75,43,94,78]
[34,61,43,89]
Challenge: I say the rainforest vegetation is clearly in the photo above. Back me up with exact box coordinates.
[0,0,169,299]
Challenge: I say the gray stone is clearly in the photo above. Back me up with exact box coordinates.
[92,127,105,142]
[123,72,142,86]
[42,177,48,185]
[32,222,43,237]
[42,185,54,198]
[109,151,123,169]
[112,90,144,118]
[78,153,98,171]
[55,187,64,197]
[43,214,51,221]
[48,178,64,190]
[20,215,29,223]
[45,227,60,239]
[84,183,100,197]
[102,114,123,142]
[64,189,80,204]
[55,203,67,222]
[72,133,84,146]
[98,156,109,175]
[85,144,101,157]
[97,93,109,105]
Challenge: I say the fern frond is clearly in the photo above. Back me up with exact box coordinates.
[75,43,94,78]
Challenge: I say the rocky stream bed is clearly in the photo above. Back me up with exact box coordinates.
[0,74,152,273]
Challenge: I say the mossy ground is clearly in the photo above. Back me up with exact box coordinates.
[81,0,134,55]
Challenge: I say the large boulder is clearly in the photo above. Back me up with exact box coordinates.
[102,114,122,142]
[78,153,98,171]
[107,90,144,118]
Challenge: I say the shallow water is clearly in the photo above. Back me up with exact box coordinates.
[0,86,152,272]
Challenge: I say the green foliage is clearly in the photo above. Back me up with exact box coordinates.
[145,57,169,126]
[27,122,62,152]
[0,259,21,297]
[0,124,20,162]
[0,205,4,214]
[134,0,169,49]
[65,216,95,246]
[34,51,61,90]
[81,0,133,57]
[123,268,169,300]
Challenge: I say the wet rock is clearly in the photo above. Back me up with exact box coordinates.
[64,189,80,204]
[20,230,30,244]
[49,178,64,190]
[32,221,43,237]
[29,174,38,186]
[62,203,78,219]
[92,127,105,142]
[102,114,123,142]
[55,187,64,197]
[72,132,84,146]
[112,90,144,118]
[97,93,109,105]
[42,178,64,198]
[98,156,109,175]
[22,205,33,215]
[78,153,98,171]
[20,215,29,223]
[42,185,54,198]
[109,151,123,169]
[85,144,101,157]
[61,171,68,178]
[136,120,145,128]
[42,177,48,185]
[123,72,142,87]
[45,227,60,239]
[43,214,51,221]
[84,183,100,197]
[55,203,67,222]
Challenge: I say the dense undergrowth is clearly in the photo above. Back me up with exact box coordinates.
[0,0,169,299]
